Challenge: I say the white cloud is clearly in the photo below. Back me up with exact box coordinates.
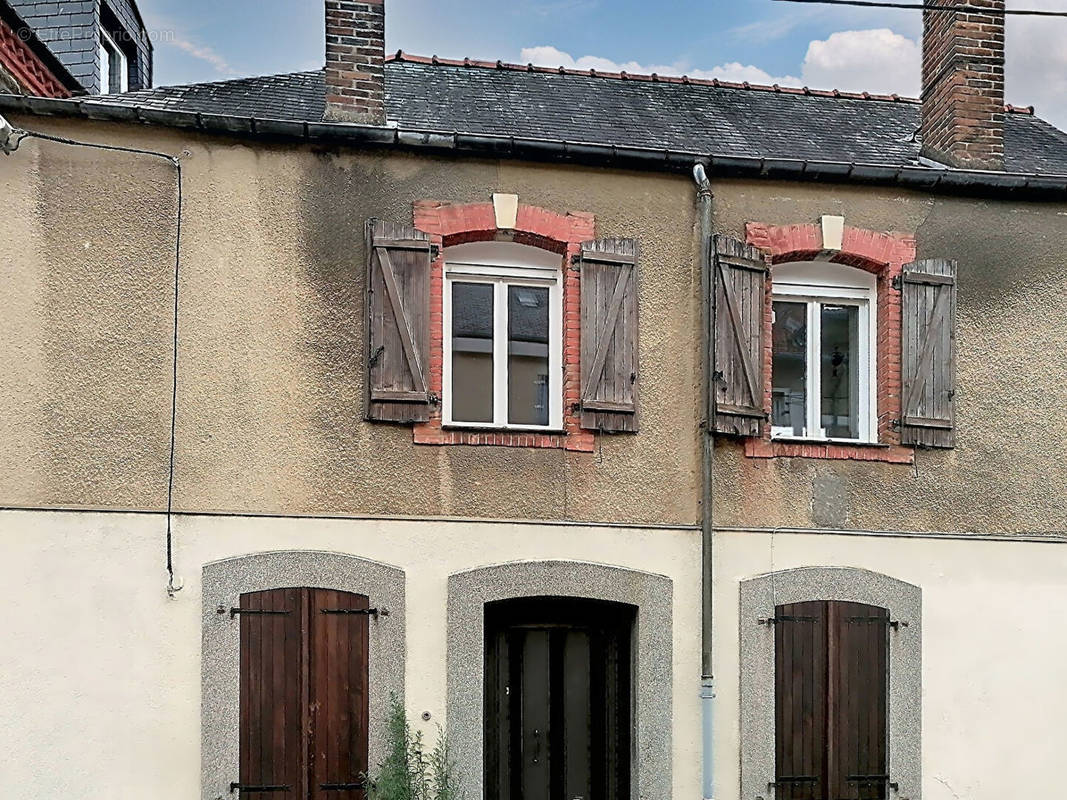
[169,36,237,76]
[1005,0,1067,128]
[518,45,800,86]
[800,29,920,96]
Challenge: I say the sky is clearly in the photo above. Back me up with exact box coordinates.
[136,0,1067,129]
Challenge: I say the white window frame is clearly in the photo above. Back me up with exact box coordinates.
[443,242,563,431]
[771,262,877,443]
[99,29,128,94]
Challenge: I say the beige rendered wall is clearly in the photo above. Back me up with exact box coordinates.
[711,180,1067,534]
[712,528,1067,800]
[0,509,702,800]
[0,115,702,527]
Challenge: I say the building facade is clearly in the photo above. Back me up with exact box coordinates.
[0,0,82,96]
[0,1,1064,799]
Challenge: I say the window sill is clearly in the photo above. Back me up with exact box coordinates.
[414,423,595,452]
[746,437,914,464]
[442,424,566,435]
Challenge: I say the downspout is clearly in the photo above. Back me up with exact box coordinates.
[693,161,715,800]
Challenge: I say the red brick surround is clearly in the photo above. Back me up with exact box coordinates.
[410,200,597,452]
[0,16,73,98]
[744,222,916,464]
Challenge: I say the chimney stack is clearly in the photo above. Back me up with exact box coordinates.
[324,0,386,125]
[920,0,1005,170]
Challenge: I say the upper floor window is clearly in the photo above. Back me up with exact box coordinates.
[443,242,563,430]
[771,262,876,443]
[98,29,128,94]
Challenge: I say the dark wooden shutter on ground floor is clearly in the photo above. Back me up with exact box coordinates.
[238,587,370,799]
[774,600,889,800]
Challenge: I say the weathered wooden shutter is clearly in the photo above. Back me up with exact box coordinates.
[712,235,769,436]
[238,587,305,800]
[237,588,370,799]
[309,589,370,799]
[366,219,432,423]
[827,602,888,800]
[579,238,639,432]
[774,601,827,800]
[900,259,957,448]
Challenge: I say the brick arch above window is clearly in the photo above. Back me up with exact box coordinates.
[412,200,598,452]
[744,221,917,463]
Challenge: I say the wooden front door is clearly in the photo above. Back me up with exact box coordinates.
[484,597,633,800]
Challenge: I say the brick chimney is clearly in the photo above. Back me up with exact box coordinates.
[920,0,1005,170]
[324,0,386,124]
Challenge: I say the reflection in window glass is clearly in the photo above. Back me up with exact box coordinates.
[820,304,860,439]
[772,301,807,436]
[451,282,494,423]
[507,286,550,426]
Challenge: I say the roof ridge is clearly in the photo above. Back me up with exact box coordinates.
[387,51,922,105]
[387,52,1038,114]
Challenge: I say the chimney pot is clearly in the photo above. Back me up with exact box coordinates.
[324,0,386,124]
[920,0,1005,170]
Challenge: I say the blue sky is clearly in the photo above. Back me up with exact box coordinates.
[137,0,1066,128]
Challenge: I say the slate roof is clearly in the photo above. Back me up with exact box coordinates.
[78,55,1067,176]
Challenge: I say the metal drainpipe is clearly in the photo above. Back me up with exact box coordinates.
[693,161,716,800]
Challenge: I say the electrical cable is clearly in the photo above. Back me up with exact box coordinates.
[9,127,184,598]
[773,0,1067,15]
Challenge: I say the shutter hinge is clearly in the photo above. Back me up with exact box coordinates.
[892,274,903,291]
[230,783,290,793]
[321,607,388,617]
[429,244,440,261]
[847,775,899,792]
[219,606,292,619]
[889,418,901,431]
[758,615,818,625]
[847,616,909,630]
[428,391,440,406]
[368,345,385,368]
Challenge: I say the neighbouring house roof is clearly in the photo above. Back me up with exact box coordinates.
[0,0,84,95]
[85,55,1067,176]
[3,53,1067,197]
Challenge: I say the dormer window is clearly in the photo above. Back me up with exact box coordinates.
[443,242,563,430]
[98,29,128,94]
[770,262,876,443]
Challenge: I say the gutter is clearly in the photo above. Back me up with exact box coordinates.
[2,93,1067,200]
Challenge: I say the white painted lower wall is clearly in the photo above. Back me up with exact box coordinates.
[712,528,1067,800]
[0,509,702,800]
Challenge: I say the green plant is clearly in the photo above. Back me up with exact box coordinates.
[365,695,463,800]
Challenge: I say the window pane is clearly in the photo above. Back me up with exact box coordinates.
[820,304,860,439]
[451,282,494,423]
[507,285,550,426]
[99,41,111,94]
[772,301,807,436]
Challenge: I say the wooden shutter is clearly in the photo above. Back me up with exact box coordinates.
[900,258,957,448]
[712,235,769,436]
[827,602,888,800]
[366,219,432,423]
[239,588,306,800]
[774,601,827,800]
[579,238,639,432]
[238,588,370,799]
[309,589,370,800]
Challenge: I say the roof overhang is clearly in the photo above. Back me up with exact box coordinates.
[2,92,1066,200]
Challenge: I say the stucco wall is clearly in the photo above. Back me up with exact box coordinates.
[0,116,702,526]
[2,117,1065,534]
[711,180,1067,534]
[0,508,702,800]
[712,528,1067,800]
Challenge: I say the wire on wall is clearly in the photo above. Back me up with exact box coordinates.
[8,128,185,598]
